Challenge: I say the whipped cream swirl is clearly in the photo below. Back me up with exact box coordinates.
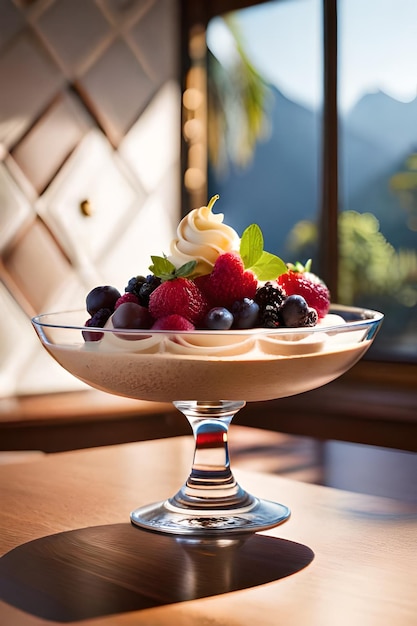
[168,195,240,275]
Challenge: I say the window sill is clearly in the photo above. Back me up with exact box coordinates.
[237,360,417,452]
[1,361,415,453]
[0,391,187,453]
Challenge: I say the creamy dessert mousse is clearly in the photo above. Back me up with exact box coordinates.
[35,196,382,403]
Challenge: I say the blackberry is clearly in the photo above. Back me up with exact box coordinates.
[260,304,281,328]
[82,307,112,342]
[255,282,286,328]
[255,282,286,309]
[305,308,319,326]
[138,275,161,306]
[87,307,112,328]
[125,276,147,298]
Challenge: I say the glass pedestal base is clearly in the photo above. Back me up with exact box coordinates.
[130,497,290,536]
[131,400,291,536]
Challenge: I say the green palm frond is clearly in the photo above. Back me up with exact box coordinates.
[208,16,272,171]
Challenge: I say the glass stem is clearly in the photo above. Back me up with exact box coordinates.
[170,401,254,511]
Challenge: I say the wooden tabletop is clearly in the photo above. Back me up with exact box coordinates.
[0,431,416,625]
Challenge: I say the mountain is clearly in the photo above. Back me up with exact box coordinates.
[342,92,417,248]
[339,125,393,200]
[208,86,321,257]
[344,90,417,158]
[340,91,417,221]
[208,86,417,256]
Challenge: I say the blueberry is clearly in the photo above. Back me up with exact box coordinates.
[86,285,121,316]
[279,295,318,327]
[205,307,234,330]
[231,298,260,329]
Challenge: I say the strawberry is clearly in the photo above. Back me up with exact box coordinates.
[202,252,258,308]
[193,273,211,298]
[277,261,330,319]
[148,277,209,325]
[152,314,195,331]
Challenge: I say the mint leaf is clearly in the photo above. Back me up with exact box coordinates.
[149,256,176,280]
[239,223,287,280]
[175,260,197,278]
[240,224,264,268]
[149,256,197,281]
[250,251,288,281]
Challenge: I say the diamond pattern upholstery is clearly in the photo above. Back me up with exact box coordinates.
[0,0,181,396]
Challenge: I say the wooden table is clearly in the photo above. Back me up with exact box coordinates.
[0,432,416,625]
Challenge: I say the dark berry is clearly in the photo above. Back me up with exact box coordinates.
[306,308,319,326]
[205,307,234,330]
[260,304,281,328]
[255,282,286,328]
[255,282,286,309]
[125,275,161,306]
[231,298,260,329]
[112,302,153,331]
[82,308,112,341]
[86,286,121,316]
[125,276,147,298]
[138,275,161,306]
[278,295,318,328]
[88,308,112,327]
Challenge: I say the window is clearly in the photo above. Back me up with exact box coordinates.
[182,0,416,364]
[206,0,323,268]
[338,0,417,361]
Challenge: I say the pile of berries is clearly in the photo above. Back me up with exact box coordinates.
[83,252,330,339]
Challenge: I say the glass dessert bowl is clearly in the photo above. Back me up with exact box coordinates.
[32,304,383,536]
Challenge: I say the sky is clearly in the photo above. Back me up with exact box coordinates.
[207,0,417,114]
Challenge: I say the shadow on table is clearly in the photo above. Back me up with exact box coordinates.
[0,523,314,622]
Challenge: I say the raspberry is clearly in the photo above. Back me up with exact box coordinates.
[152,314,195,331]
[203,252,257,308]
[277,270,330,319]
[115,293,139,309]
[148,277,209,325]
